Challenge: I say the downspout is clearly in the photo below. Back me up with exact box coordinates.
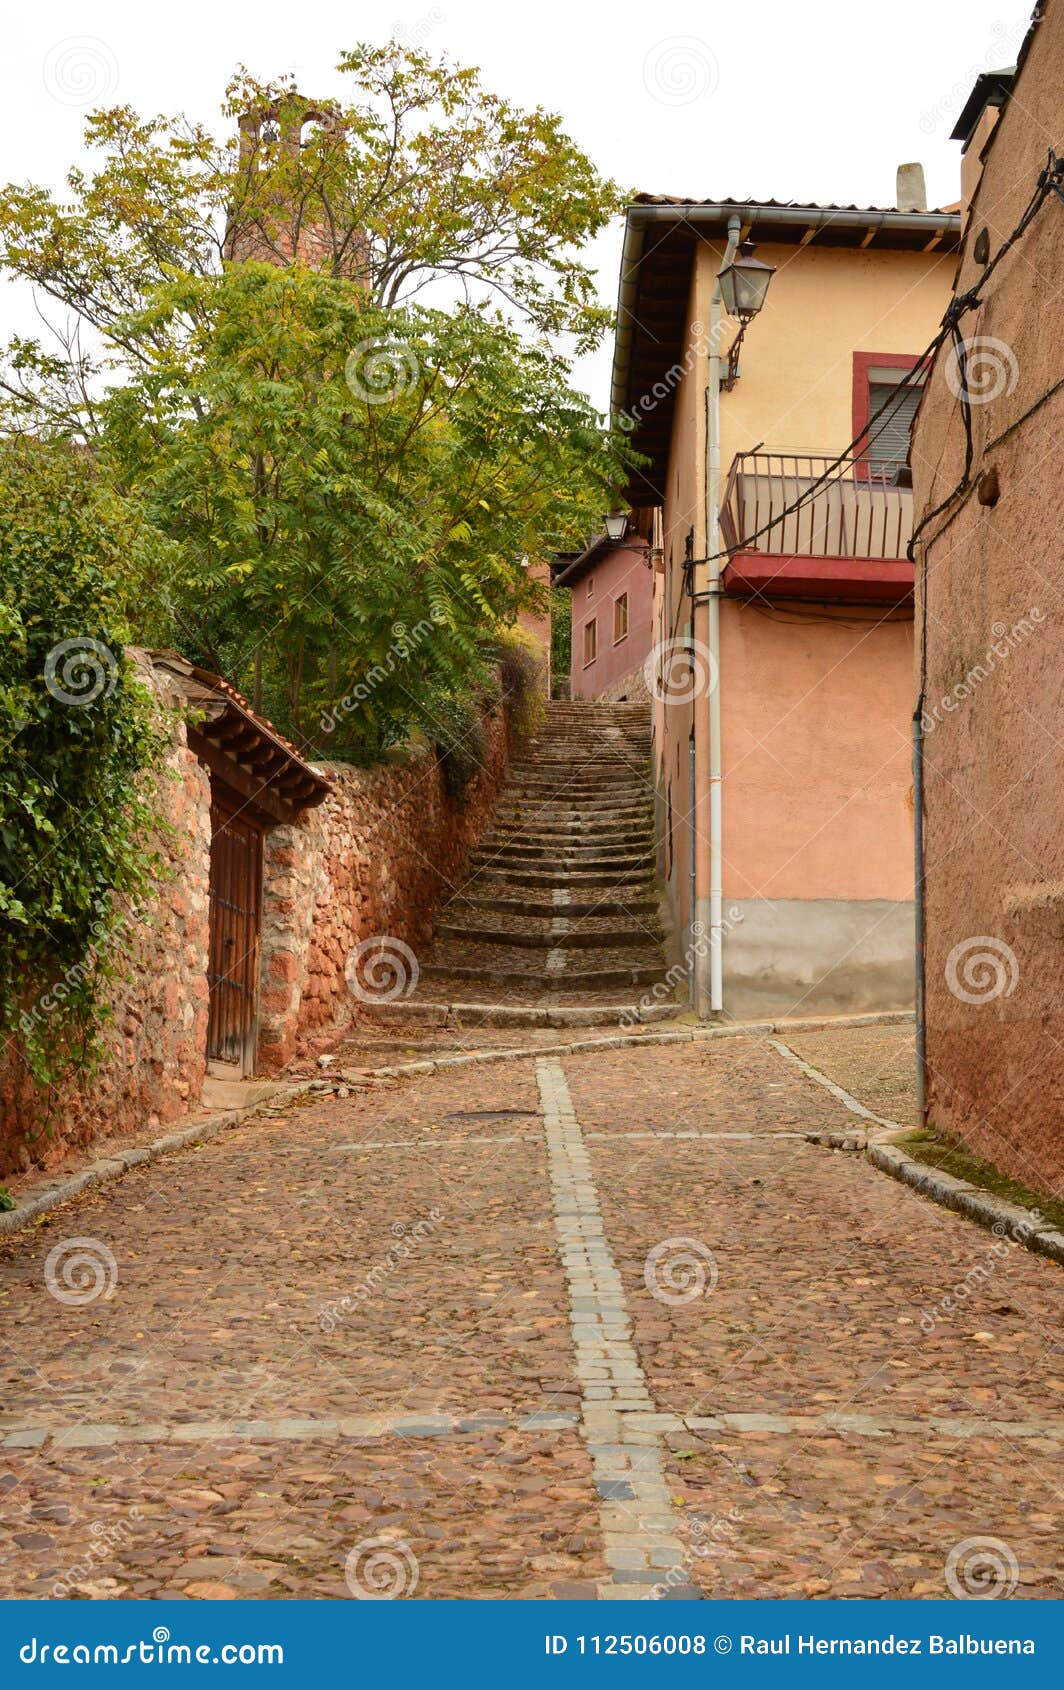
[695,212,741,1016]
[688,729,697,1007]
[912,706,927,1122]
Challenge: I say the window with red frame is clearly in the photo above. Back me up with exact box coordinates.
[852,353,925,483]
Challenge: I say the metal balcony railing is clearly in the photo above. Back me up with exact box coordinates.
[720,453,914,563]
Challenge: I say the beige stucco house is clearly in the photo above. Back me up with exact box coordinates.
[612,180,961,1017]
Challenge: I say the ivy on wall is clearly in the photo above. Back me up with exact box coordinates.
[0,441,171,1085]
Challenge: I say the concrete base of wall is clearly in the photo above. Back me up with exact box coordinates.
[723,898,915,1018]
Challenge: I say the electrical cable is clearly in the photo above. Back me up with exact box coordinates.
[674,148,1064,581]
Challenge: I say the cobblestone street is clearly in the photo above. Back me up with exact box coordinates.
[1,1029,1061,1601]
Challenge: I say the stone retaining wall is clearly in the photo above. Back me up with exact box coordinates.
[0,686,514,1179]
[257,703,512,1069]
[0,698,212,1179]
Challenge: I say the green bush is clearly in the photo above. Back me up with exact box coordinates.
[0,440,169,1083]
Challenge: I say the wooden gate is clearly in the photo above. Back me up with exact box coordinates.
[206,798,263,1073]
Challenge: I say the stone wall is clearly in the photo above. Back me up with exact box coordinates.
[257,701,511,1068]
[0,697,211,1180]
[0,686,514,1178]
[909,0,1064,1196]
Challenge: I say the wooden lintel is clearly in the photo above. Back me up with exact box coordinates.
[189,728,301,826]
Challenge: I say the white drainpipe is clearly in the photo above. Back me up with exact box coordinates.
[703,214,740,1013]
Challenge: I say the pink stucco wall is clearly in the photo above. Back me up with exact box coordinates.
[720,604,914,902]
[570,539,654,700]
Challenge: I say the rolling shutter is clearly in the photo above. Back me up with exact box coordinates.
[867,372,924,472]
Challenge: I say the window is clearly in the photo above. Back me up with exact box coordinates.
[587,575,595,598]
[852,353,925,482]
[613,593,629,643]
[583,617,597,667]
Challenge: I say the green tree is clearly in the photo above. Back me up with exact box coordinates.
[96,264,627,753]
[0,43,634,756]
[0,40,619,438]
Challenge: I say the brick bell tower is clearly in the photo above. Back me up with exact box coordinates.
[225,91,368,285]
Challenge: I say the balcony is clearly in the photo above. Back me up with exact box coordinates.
[719,452,914,604]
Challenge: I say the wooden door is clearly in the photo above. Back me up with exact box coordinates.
[206,798,263,1073]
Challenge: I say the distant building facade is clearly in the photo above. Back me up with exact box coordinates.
[553,528,654,701]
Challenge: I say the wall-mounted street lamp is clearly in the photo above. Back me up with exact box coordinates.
[603,510,629,541]
[719,241,776,390]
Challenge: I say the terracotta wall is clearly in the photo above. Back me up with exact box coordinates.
[0,689,514,1178]
[569,540,655,701]
[0,697,212,1179]
[258,703,511,1068]
[910,0,1064,1194]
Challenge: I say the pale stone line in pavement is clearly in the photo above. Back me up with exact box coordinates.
[535,1055,698,1601]
[767,1035,903,1132]
[324,1130,806,1154]
[0,1410,581,1451]
[7,1406,1062,1453]
[545,946,568,974]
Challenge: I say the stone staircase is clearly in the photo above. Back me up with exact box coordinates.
[370,701,676,1027]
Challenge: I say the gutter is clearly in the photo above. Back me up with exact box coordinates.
[610,202,961,419]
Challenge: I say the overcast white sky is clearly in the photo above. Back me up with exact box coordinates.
[1,0,1032,406]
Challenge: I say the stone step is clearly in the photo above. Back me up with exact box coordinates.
[490,807,653,825]
[436,921,663,950]
[464,865,654,889]
[483,826,653,850]
[423,959,667,988]
[472,845,651,872]
[361,1000,676,1027]
[508,773,649,791]
[446,892,660,919]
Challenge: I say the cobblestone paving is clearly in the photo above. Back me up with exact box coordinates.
[776,1024,919,1129]
[1,1032,1060,1600]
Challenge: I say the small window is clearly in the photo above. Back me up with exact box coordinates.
[583,618,597,667]
[613,593,629,643]
[587,575,595,598]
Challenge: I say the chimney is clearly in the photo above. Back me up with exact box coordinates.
[896,163,927,213]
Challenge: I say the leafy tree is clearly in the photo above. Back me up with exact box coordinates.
[95,263,626,753]
[0,40,619,437]
[0,43,633,756]
[0,440,170,1081]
